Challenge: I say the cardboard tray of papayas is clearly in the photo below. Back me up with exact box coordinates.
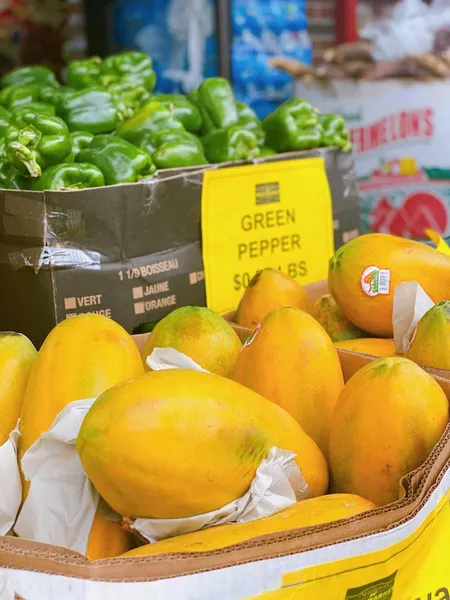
[1,305,450,599]
[0,410,448,598]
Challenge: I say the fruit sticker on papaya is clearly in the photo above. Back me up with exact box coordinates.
[243,323,261,349]
[361,266,391,297]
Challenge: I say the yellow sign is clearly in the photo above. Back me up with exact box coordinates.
[201,157,334,314]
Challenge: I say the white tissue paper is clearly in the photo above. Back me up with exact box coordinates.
[393,281,435,355]
[14,399,99,554]
[131,446,310,543]
[0,424,22,535]
[146,347,209,372]
[0,569,16,600]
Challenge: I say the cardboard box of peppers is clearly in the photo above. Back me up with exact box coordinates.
[0,51,351,191]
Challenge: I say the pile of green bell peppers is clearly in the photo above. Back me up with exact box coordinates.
[0,55,351,191]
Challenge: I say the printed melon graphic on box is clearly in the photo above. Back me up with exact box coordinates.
[359,157,450,239]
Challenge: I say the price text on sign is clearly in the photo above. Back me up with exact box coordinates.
[201,157,334,314]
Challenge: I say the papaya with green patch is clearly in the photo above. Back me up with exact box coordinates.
[77,369,329,519]
[233,307,344,459]
[405,301,450,370]
[0,332,36,445]
[329,357,449,506]
[19,314,144,559]
[314,293,367,342]
[236,268,313,329]
[141,306,242,377]
[328,233,450,337]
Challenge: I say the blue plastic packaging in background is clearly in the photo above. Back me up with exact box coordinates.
[231,0,312,119]
[110,0,219,94]
[105,0,310,117]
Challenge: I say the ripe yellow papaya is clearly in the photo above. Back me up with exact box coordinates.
[142,306,242,377]
[77,370,328,520]
[122,494,375,557]
[405,301,450,370]
[233,307,344,458]
[328,233,450,337]
[334,338,396,358]
[19,314,144,559]
[314,293,367,342]
[329,357,449,506]
[236,268,313,329]
[87,510,135,560]
[0,333,36,446]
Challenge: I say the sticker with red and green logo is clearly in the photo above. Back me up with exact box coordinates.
[361,266,391,297]
[243,323,261,348]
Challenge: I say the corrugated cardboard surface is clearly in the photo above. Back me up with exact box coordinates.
[0,149,359,348]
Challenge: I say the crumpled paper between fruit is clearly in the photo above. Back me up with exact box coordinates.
[146,347,209,372]
[393,281,434,354]
[13,348,310,552]
[132,445,310,543]
[0,424,22,535]
[14,400,100,554]
[0,569,15,600]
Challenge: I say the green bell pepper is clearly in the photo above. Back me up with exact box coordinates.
[0,84,42,111]
[189,78,238,135]
[0,106,10,137]
[101,51,156,92]
[152,139,208,170]
[69,130,95,159]
[76,134,155,185]
[0,159,30,189]
[67,57,103,90]
[40,85,75,106]
[138,129,204,156]
[259,146,277,157]
[137,134,156,156]
[263,98,320,153]
[202,125,260,164]
[149,94,202,133]
[11,102,55,117]
[5,111,72,177]
[32,162,105,190]
[57,87,125,134]
[107,82,150,118]
[1,66,59,89]
[236,101,265,146]
[116,101,184,146]
[0,140,29,189]
[319,114,351,151]
[187,89,216,135]
[150,129,203,152]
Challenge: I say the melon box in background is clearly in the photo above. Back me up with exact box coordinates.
[295,79,450,241]
[0,148,359,348]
